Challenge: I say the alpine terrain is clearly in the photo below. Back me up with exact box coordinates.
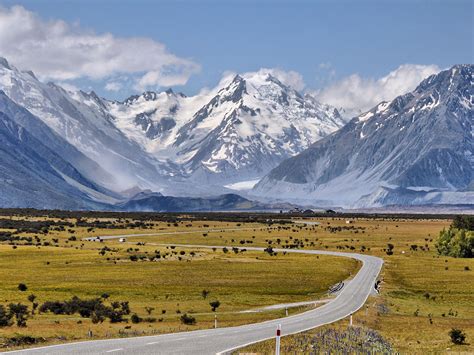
[104,70,345,185]
[0,57,345,208]
[253,65,473,208]
[0,90,118,209]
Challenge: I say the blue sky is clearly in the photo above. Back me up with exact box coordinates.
[0,0,472,106]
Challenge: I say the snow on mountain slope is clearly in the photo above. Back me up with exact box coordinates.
[105,88,213,161]
[253,64,473,207]
[0,57,168,192]
[0,107,114,209]
[5,56,347,199]
[106,70,345,184]
[0,90,115,194]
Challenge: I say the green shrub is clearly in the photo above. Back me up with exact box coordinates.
[209,300,220,312]
[8,303,28,327]
[131,313,142,323]
[0,305,13,327]
[449,328,466,345]
[180,313,196,325]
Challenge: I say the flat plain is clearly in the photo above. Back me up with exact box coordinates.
[0,212,472,353]
[0,215,356,349]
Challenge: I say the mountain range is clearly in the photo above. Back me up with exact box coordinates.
[103,71,345,184]
[253,65,473,208]
[0,56,472,211]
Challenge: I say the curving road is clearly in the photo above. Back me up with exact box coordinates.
[6,245,383,355]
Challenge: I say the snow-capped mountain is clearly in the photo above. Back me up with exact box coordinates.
[105,70,345,184]
[0,57,345,208]
[0,90,117,209]
[253,65,473,207]
[2,54,471,210]
[0,57,169,192]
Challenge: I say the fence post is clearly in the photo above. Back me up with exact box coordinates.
[275,324,281,355]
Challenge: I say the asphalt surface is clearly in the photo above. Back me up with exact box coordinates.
[83,227,260,241]
[6,245,383,355]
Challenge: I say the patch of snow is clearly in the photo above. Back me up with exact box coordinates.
[358,111,374,122]
[224,179,261,191]
[376,101,390,113]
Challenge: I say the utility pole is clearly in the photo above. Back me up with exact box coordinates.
[275,324,281,355]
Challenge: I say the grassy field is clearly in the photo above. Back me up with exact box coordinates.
[1,214,473,352]
[238,217,474,353]
[0,217,357,348]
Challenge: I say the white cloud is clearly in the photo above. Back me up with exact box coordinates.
[0,5,200,90]
[105,81,122,92]
[247,68,306,91]
[267,68,305,91]
[314,64,441,115]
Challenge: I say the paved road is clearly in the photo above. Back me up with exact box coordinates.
[83,227,260,241]
[6,245,383,355]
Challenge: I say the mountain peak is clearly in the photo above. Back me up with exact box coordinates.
[220,74,247,102]
[0,57,11,70]
[264,73,285,86]
[232,74,244,82]
[254,64,473,207]
[123,90,159,105]
[415,64,472,93]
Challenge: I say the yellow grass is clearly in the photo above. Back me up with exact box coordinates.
[0,221,357,347]
[239,217,474,353]
[2,215,473,352]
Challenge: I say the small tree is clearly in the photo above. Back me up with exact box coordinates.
[8,303,28,327]
[209,300,220,312]
[180,313,196,325]
[145,307,154,315]
[27,294,36,303]
[201,290,210,299]
[27,294,38,315]
[131,313,142,324]
[0,305,13,327]
[449,328,466,345]
[18,283,28,292]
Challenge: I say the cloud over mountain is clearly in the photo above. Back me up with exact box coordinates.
[0,5,200,90]
[314,64,441,116]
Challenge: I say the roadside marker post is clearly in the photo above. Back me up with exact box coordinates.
[214,314,217,329]
[350,313,353,326]
[285,307,288,316]
[275,324,281,355]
